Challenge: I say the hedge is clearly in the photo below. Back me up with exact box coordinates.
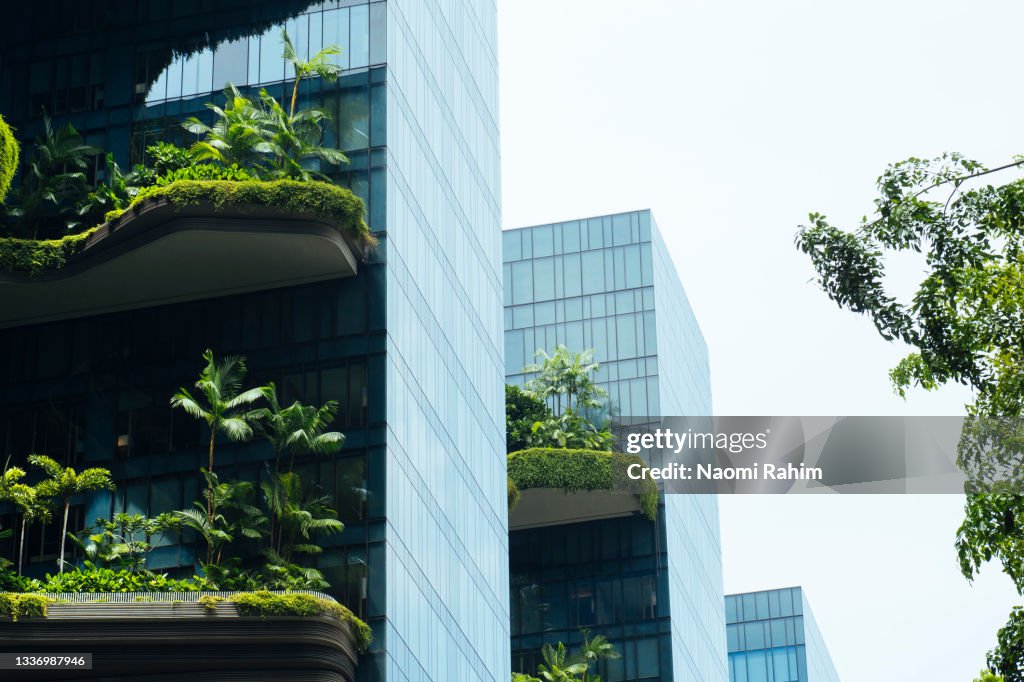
[0,114,17,202]
[0,179,372,277]
[230,591,372,653]
[507,448,659,520]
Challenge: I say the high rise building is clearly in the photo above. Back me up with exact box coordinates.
[0,2,508,681]
[503,210,727,681]
[725,587,840,682]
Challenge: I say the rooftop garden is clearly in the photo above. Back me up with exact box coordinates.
[0,349,370,652]
[0,29,373,278]
[506,346,659,521]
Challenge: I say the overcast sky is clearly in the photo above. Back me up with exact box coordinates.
[498,1,1024,680]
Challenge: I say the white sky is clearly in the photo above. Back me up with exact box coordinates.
[498,1,1024,680]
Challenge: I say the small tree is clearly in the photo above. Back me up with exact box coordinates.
[170,349,264,521]
[281,28,344,118]
[28,455,114,573]
[9,483,53,576]
[512,631,620,682]
[254,382,345,476]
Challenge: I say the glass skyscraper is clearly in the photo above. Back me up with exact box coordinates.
[503,211,727,681]
[0,2,507,681]
[725,587,840,682]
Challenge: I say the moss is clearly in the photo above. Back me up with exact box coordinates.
[0,594,49,621]
[0,179,373,276]
[127,179,373,247]
[0,227,99,276]
[507,448,659,520]
[0,114,18,202]
[230,591,372,653]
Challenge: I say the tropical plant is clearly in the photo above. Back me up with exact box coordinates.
[258,88,348,181]
[183,84,274,172]
[576,630,619,682]
[28,454,114,573]
[521,346,614,451]
[76,153,152,223]
[71,512,177,572]
[506,384,554,453]
[281,28,344,118]
[524,346,607,415]
[261,472,343,563]
[9,482,53,576]
[166,470,265,566]
[146,141,194,176]
[170,349,264,519]
[513,632,620,682]
[0,113,18,202]
[2,113,101,237]
[254,382,344,476]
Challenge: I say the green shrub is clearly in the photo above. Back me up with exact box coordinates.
[507,448,659,520]
[153,163,254,186]
[0,114,17,202]
[38,566,215,593]
[0,178,373,276]
[230,591,372,652]
[198,595,226,611]
[0,594,48,622]
[0,567,42,593]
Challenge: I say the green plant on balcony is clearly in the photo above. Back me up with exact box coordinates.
[507,448,658,521]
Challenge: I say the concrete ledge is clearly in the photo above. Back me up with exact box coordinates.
[0,200,360,329]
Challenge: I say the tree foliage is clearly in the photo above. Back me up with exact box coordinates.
[506,384,553,453]
[796,152,1024,678]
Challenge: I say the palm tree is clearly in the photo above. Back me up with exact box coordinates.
[183,85,274,171]
[259,89,349,181]
[576,630,619,682]
[255,384,344,476]
[170,349,264,520]
[3,113,101,237]
[281,28,344,118]
[537,642,587,682]
[28,454,114,573]
[261,472,343,563]
[169,470,265,566]
[8,483,53,576]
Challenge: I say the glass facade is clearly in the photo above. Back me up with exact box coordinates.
[725,588,840,682]
[0,2,507,682]
[504,211,726,681]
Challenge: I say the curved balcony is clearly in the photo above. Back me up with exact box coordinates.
[0,188,365,329]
